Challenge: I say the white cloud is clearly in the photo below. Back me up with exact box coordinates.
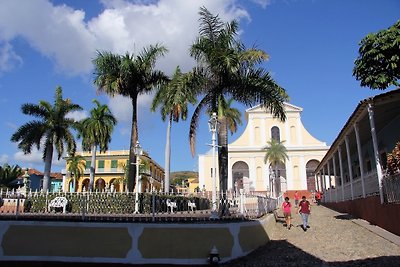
[250,0,272,9]
[66,110,89,121]
[0,154,9,165]
[0,0,253,120]
[0,42,23,72]
[14,148,66,169]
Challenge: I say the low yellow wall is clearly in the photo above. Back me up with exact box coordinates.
[0,214,275,265]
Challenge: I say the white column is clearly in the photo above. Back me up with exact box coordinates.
[322,166,326,192]
[354,123,366,198]
[327,159,332,202]
[299,156,307,190]
[228,157,233,190]
[249,115,254,146]
[333,154,338,202]
[264,163,270,190]
[261,117,266,145]
[297,117,303,145]
[250,157,257,190]
[285,119,290,146]
[345,135,354,200]
[286,156,293,190]
[338,146,345,201]
[367,103,384,204]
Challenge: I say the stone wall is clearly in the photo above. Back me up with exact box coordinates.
[0,214,275,265]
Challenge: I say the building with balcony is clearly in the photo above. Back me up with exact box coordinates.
[62,150,164,192]
[198,102,330,195]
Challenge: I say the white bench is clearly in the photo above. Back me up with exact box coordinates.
[188,200,196,211]
[166,199,177,213]
[48,196,68,213]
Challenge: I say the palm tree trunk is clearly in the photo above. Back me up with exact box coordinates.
[89,144,97,191]
[128,96,139,192]
[274,165,278,198]
[164,116,172,193]
[42,144,53,192]
[217,116,229,216]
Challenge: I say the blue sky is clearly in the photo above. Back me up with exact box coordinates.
[0,0,399,173]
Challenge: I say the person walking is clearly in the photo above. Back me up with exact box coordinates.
[294,191,300,208]
[282,197,292,229]
[298,195,311,231]
[315,191,321,205]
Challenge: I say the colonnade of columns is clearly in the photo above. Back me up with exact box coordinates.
[314,103,384,204]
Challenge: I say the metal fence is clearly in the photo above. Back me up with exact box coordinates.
[322,171,400,204]
[382,173,400,204]
[0,189,279,222]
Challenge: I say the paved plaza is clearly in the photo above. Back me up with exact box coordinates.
[223,205,400,266]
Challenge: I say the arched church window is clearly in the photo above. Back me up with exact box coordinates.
[271,126,280,142]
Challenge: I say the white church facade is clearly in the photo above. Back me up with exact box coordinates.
[198,103,330,195]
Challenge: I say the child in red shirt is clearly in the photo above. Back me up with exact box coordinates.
[282,197,292,229]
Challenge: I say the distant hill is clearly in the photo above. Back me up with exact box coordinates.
[170,171,198,185]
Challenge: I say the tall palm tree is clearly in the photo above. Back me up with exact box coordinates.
[151,66,197,193]
[78,99,117,191]
[66,154,85,192]
[188,7,288,213]
[264,139,289,198]
[207,96,242,135]
[0,163,23,188]
[11,86,82,191]
[93,44,167,192]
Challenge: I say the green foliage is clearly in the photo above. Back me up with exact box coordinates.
[10,86,82,191]
[78,99,117,153]
[353,20,400,90]
[170,171,197,186]
[387,142,400,175]
[0,164,23,188]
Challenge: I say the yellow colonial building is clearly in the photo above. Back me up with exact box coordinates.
[63,150,164,192]
[198,103,330,195]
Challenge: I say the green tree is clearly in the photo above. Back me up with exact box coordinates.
[93,44,167,192]
[66,154,85,192]
[188,7,288,214]
[353,20,400,90]
[11,86,82,191]
[264,139,289,198]
[151,66,197,193]
[78,99,117,191]
[207,96,242,135]
[0,164,23,188]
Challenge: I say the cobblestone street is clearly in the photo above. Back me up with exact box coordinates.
[223,205,400,266]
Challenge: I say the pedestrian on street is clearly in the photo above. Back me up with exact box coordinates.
[282,196,292,229]
[294,191,300,207]
[298,196,311,231]
[315,191,321,205]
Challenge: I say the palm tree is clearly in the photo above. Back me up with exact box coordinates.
[78,99,117,191]
[188,7,288,213]
[11,86,82,191]
[93,44,167,192]
[264,139,289,198]
[151,66,197,193]
[66,154,85,192]
[207,96,242,135]
[0,163,23,188]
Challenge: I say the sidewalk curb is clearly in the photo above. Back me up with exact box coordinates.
[350,218,400,246]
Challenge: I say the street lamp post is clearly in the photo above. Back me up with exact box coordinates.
[133,140,143,214]
[208,112,219,218]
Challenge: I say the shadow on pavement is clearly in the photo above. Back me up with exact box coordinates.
[334,214,356,220]
[221,240,400,267]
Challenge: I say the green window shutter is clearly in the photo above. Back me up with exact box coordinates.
[85,161,91,169]
[98,160,105,169]
[111,160,118,168]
